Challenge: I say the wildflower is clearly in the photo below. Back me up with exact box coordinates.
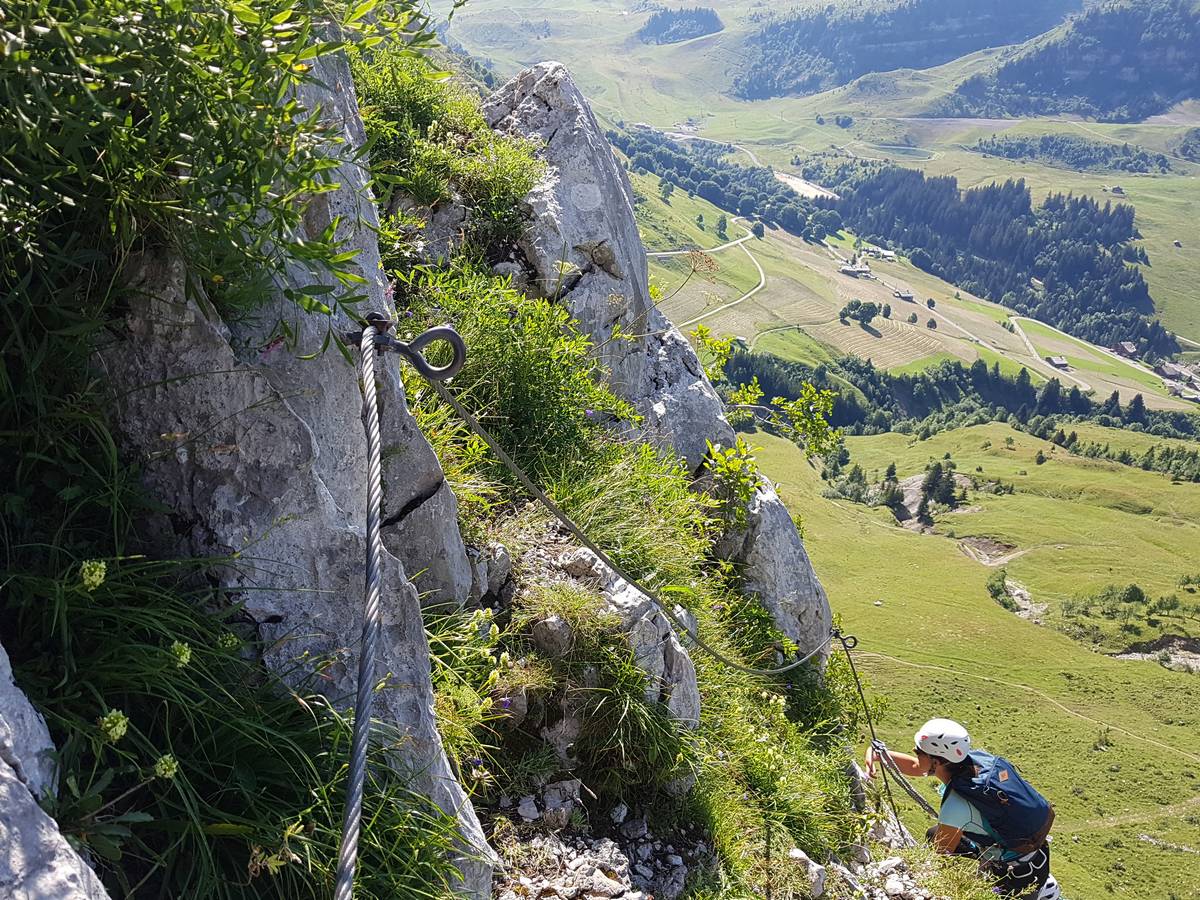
[170,640,192,668]
[154,754,179,780]
[469,765,493,784]
[488,623,500,640]
[218,632,240,650]
[99,709,129,743]
[80,559,107,593]
[499,697,513,710]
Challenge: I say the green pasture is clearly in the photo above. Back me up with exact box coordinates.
[755,426,1200,900]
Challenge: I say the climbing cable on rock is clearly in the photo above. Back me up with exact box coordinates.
[336,315,834,898]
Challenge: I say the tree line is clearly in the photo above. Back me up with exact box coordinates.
[725,349,1200,443]
[609,128,841,239]
[1053,431,1200,482]
[973,134,1171,174]
[937,0,1200,123]
[729,0,1073,100]
[798,159,1176,355]
[637,7,723,44]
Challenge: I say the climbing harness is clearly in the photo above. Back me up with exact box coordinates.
[333,314,466,900]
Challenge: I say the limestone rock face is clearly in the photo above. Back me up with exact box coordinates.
[1,639,110,899]
[485,61,831,661]
[556,549,700,730]
[97,52,491,894]
[0,758,112,900]
[720,482,833,659]
[0,643,55,802]
[483,62,734,472]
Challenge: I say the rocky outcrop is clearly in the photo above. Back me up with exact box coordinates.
[717,481,833,655]
[483,62,734,473]
[1,759,111,900]
[483,62,831,662]
[557,549,700,728]
[1,640,111,899]
[97,52,492,894]
[1,643,55,803]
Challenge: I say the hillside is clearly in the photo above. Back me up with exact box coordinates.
[939,0,1200,122]
[637,6,723,44]
[731,0,1079,100]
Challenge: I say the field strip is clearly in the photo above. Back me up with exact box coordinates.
[1014,316,1165,388]
[679,239,767,328]
[1010,318,1093,390]
[858,651,1200,765]
[647,233,752,257]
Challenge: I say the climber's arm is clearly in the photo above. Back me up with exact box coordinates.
[931,824,966,855]
[864,745,928,778]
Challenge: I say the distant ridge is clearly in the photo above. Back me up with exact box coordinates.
[935,0,1200,122]
[731,0,1079,100]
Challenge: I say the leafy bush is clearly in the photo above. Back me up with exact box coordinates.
[986,569,1017,612]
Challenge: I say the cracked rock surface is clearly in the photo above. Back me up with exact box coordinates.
[95,50,492,895]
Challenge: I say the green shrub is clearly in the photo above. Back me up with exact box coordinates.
[352,50,543,253]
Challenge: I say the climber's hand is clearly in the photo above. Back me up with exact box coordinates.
[864,745,878,778]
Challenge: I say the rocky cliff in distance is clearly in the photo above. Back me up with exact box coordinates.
[484,62,833,659]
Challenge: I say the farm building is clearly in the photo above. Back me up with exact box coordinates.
[1158,361,1187,379]
[1046,356,1069,369]
[1115,341,1139,357]
[839,262,871,277]
[893,289,915,301]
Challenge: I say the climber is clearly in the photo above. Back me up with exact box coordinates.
[864,718,1059,899]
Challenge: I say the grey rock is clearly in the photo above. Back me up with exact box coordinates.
[531,615,574,657]
[665,854,684,867]
[488,62,830,672]
[96,49,491,894]
[540,711,582,767]
[559,549,700,735]
[517,795,540,821]
[0,642,55,802]
[486,542,513,596]
[0,758,111,899]
[717,481,833,662]
[789,848,827,898]
[484,63,733,473]
[589,870,626,898]
[609,802,628,825]
[543,778,582,811]
[621,819,648,841]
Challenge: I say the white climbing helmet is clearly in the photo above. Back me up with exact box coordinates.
[914,718,972,762]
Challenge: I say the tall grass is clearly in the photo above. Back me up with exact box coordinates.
[394,258,865,891]
[2,558,460,899]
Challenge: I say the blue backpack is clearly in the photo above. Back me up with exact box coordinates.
[946,750,1055,854]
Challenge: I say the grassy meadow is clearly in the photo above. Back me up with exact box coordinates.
[754,425,1200,899]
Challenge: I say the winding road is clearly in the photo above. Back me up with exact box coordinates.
[647,218,769,329]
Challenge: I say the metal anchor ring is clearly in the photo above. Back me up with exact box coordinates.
[386,325,467,381]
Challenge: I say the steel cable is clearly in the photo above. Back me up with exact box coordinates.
[334,324,386,900]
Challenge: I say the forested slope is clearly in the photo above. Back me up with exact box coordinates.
[939,0,1200,121]
[732,0,1078,100]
